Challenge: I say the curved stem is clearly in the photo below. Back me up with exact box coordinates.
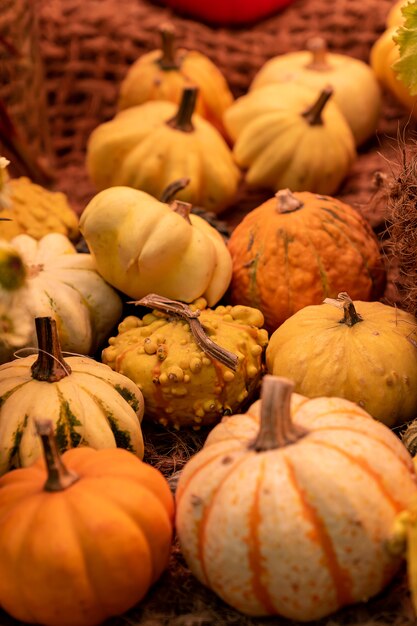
[166,87,197,133]
[302,87,333,126]
[158,24,179,70]
[31,317,71,382]
[35,419,79,492]
[170,200,192,224]
[160,177,191,204]
[130,294,239,372]
[324,292,363,327]
[305,37,332,71]
[250,376,308,452]
[275,189,304,214]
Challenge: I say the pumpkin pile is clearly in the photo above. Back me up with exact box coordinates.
[4,1,417,624]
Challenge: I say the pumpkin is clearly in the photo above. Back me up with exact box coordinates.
[79,185,232,305]
[0,157,79,241]
[250,38,381,146]
[102,295,268,429]
[161,0,296,25]
[266,292,417,427]
[0,232,122,363]
[86,87,240,214]
[387,0,408,27]
[227,189,385,332]
[118,24,233,137]
[0,419,173,626]
[176,375,417,621]
[0,316,145,475]
[223,84,355,194]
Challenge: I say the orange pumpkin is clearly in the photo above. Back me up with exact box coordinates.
[227,189,385,332]
[0,420,174,626]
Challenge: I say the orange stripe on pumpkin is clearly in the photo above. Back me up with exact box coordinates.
[283,455,354,607]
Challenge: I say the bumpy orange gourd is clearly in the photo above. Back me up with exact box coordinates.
[0,420,174,626]
[176,376,417,621]
[227,189,385,332]
[118,24,233,137]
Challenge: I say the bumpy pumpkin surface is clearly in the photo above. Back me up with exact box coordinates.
[0,232,122,363]
[0,158,79,241]
[176,376,417,621]
[102,297,268,429]
[223,83,355,194]
[227,189,385,332]
[0,422,174,626]
[87,87,240,214]
[79,186,232,305]
[118,25,233,137]
[250,38,381,146]
[0,317,145,475]
[266,293,417,427]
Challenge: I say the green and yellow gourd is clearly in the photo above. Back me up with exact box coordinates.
[102,295,268,429]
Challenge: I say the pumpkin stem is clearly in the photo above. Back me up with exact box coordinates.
[250,376,308,451]
[166,87,197,133]
[31,317,71,382]
[130,294,239,372]
[35,419,79,492]
[0,247,26,290]
[302,86,333,126]
[305,37,332,71]
[158,23,179,70]
[275,189,304,213]
[170,200,192,223]
[160,178,191,204]
[323,292,363,327]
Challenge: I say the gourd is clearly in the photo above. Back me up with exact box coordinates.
[227,189,385,332]
[0,157,79,241]
[250,38,381,146]
[0,232,122,363]
[102,295,268,429]
[176,375,417,621]
[160,0,296,25]
[118,24,233,137]
[223,83,355,194]
[266,292,417,427]
[79,185,232,305]
[86,87,240,214]
[0,419,173,626]
[0,316,144,475]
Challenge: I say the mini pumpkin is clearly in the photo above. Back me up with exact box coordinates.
[227,189,385,332]
[250,38,381,146]
[87,87,240,214]
[176,375,417,621]
[79,185,232,305]
[0,316,145,475]
[0,232,122,363]
[118,24,233,137]
[0,419,174,626]
[102,295,268,429]
[223,83,355,194]
[0,157,79,241]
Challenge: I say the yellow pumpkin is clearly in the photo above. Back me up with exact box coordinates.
[250,38,381,146]
[118,24,233,137]
[223,83,355,194]
[387,0,409,27]
[266,292,417,427]
[0,157,79,241]
[176,375,417,620]
[79,185,232,305]
[0,317,145,475]
[0,419,174,626]
[102,295,268,429]
[86,87,240,214]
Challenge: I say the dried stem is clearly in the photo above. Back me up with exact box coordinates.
[35,419,79,492]
[324,292,363,327]
[302,86,333,126]
[31,317,71,382]
[166,87,197,133]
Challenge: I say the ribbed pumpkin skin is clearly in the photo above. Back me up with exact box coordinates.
[0,356,145,474]
[227,192,385,332]
[176,395,417,620]
[0,447,174,626]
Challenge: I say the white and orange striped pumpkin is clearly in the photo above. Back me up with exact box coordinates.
[176,376,417,621]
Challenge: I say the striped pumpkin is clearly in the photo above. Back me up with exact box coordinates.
[0,317,144,475]
[227,189,385,332]
[176,376,417,621]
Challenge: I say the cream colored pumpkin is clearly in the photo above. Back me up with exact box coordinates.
[176,376,417,621]
[0,233,122,363]
[79,186,232,305]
